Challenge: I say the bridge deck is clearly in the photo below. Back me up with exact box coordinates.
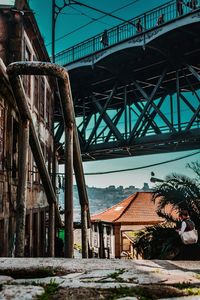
[55,0,199,67]
[54,2,200,162]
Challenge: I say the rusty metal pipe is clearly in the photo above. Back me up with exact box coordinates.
[73,124,90,258]
[15,120,29,257]
[7,61,90,258]
[64,127,74,257]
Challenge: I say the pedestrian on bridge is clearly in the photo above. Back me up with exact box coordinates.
[100,30,109,47]
[156,13,165,26]
[177,0,184,16]
[135,18,143,33]
[186,0,198,9]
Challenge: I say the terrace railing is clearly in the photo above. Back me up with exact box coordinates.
[54,0,198,66]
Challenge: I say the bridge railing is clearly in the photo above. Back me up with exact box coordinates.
[54,0,197,66]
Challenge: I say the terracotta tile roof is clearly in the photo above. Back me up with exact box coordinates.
[91,193,134,223]
[91,192,164,224]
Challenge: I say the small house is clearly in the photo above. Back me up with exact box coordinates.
[90,192,164,258]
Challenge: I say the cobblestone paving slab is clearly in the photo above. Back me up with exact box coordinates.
[0,284,44,300]
[117,297,138,300]
[0,258,200,273]
[15,272,84,285]
[59,280,137,289]
[1,259,200,299]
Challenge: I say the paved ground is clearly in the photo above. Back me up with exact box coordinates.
[1,259,200,299]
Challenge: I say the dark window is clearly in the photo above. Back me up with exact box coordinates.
[94,223,98,232]
[106,226,111,235]
[34,76,39,110]
[33,161,39,184]
[0,104,5,172]
[12,119,19,179]
[27,148,32,183]
[39,78,45,119]
[0,194,3,213]
[23,45,31,97]
[46,145,49,172]
[46,89,52,128]
[0,180,3,212]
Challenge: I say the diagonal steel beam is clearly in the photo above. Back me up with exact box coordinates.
[147,98,176,133]
[185,104,200,131]
[129,67,167,143]
[180,93,197,113]
[131,88,161,137]
[92,107,124,144]
[141,95,166,137]
[187,64,200,82]
[55,121,64,143]
[84,85,117,150]
[134,101,162,137]
[105,107,124,142]
[182,68,200,103]
[130,76,176,141]
[94,100,124,143]
[81,113,92,136]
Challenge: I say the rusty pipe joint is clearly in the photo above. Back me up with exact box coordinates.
[7,61,75,128]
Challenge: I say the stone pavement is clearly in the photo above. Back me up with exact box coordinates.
[0,259,200,299]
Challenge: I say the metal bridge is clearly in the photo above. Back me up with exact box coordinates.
[54,0,200,162]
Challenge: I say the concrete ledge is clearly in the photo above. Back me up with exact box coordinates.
[0,259,200,299]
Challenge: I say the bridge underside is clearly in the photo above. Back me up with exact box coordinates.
[55,21,200,162]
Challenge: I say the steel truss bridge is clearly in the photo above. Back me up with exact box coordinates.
[54,0,200,162]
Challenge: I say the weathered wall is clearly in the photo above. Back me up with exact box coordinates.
[0,6,57,257]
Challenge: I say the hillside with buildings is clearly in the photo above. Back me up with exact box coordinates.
[59,183,151,221]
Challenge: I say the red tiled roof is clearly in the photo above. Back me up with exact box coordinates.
[91,192,164,224]
[91,193,134,223]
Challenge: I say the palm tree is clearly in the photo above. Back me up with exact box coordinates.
[133,161,200,259]
[152,172,200,227]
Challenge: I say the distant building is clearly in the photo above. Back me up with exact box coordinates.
[90,192,164,258]
[142,182,150,191]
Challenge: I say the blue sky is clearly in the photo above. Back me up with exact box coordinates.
[29,0,170,55]
[29,0,200,188]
